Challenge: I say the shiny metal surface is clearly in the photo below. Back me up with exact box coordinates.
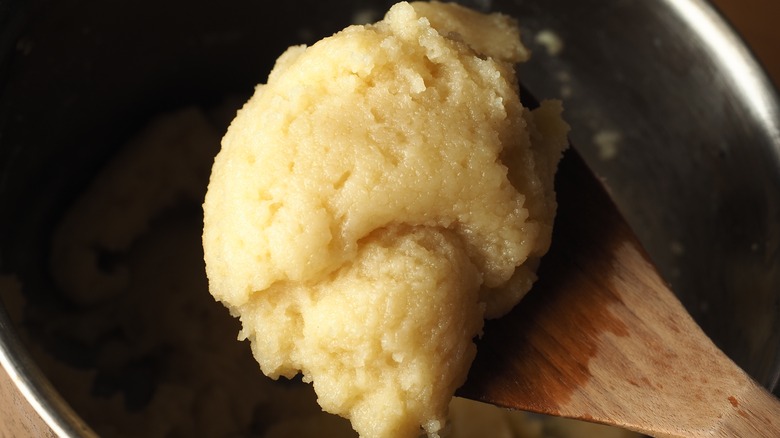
[0,305,95,437]
[506,0,780,391]
[0,0,778,435]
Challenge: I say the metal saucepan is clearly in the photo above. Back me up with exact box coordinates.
[0,0,778,436]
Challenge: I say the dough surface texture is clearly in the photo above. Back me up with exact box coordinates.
[203,2,569,437]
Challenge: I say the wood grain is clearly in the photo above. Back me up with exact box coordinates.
[459,150,780,436]
[0,0,778,435]
[0,362,57,438]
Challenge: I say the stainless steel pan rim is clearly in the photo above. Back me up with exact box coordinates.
[0,0,778,435]
[0,305,96,437]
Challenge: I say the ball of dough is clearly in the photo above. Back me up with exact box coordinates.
[203,2,569,437]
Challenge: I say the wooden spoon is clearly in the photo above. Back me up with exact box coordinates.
[457,148,780,437]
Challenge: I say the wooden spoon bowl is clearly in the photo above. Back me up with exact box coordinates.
[458,148,780,437]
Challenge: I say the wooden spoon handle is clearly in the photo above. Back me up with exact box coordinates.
[717,380,780,438]
[459,149,780,437]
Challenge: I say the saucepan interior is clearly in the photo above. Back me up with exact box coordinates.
[0,0,778,436]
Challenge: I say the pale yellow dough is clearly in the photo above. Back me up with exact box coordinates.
[203,2,569,437]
